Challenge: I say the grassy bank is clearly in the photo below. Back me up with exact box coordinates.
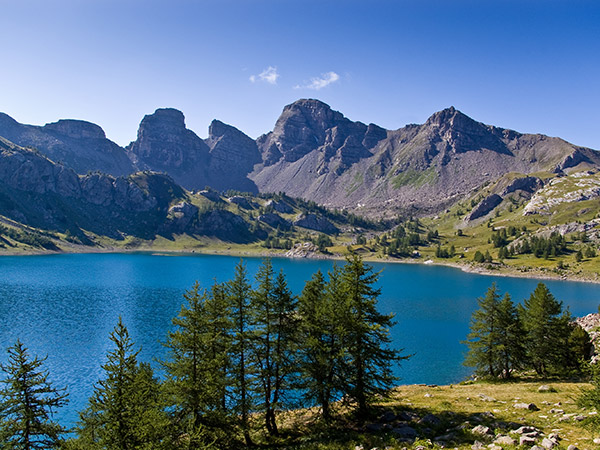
[265,381,597,449]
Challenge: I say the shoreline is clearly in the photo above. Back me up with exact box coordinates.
[2,243,600,285]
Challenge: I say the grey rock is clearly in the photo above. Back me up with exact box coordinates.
[366,423,384,432]
[293,213,337,234]
[0,113,134,176]
[567,445,579,450]
[520,435,537,446]
[468,194,503,220]
[258,213,291,230]
[228,196,254,209]
[471,425,492,437]
[494,435,516,446]
[391,425,417,438]
[379,410,397,423]
[472,441,484,450]
[478,394,496,402]
[513,426,539,434]
[513,402,540,411]
[199,190,222,202]
[541,437,557,449]
[419,413,441,427]
[537,385,555,393]
[265,199,294,214]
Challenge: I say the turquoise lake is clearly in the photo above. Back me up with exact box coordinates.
[0,253,599,427]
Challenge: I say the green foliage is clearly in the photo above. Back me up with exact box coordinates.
[297,268,347,422]
[464,284,524,378]
[227,261,255,447]
[0,341,68,449]
[73,317,170,449]
[341,254,409,417]
[519,283,578,376]
[161,282,232,448]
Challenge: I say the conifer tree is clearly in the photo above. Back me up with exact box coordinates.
[342,254,407,418]
[0,340,68,450]
[75,317,168,450]
[464,284,502,377]
[251,260,297,435]
[162,282,231,447]
[251,259,278,435]
[269,270,298,432]
[228,260,255,446]
[297,270,340,421]
[496,293,525,378]
[520,283,571,376]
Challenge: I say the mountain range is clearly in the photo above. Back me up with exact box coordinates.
[1,99,599,221]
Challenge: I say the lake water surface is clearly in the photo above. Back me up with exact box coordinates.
[0,253,599,427]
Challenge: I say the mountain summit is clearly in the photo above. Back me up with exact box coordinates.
[1,100,598,217]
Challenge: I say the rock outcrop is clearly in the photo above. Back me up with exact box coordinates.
[0,113,134,176]
[293,213,338,234]
[205,120,261,192]
[127,108,211,189]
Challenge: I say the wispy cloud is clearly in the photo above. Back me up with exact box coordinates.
[294,71,340,90]
[249,66,279,85]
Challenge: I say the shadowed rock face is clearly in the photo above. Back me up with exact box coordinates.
[127,108,211,188]
[0,113,134,176]
[205,119,260,192]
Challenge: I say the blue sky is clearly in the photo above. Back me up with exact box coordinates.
[1,0,599,148]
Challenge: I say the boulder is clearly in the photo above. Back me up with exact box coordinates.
[513,402,539,411]
[391,425,417,438]
[471,425,492,437]
[494,435,516,446]
[520,435,537,446]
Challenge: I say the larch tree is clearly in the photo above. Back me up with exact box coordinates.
[520,283,571,376]
[464,283,503,377]
[297,270,340,422]
[228,260,255,446]
[0,340,68,450]
[162,282,231,448]
[75,317,168,450]
[342,253,407,418]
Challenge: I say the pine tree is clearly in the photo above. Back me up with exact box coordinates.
[520,283,571,376]
[0,340,68,450]
[297,270,341,422]
[342,253,408,418]
[269,270,298,432]
[464,284,502,377]
[228,260,255,446]
[162,282,231,448]
[251,259,278,435]
[251,260,297,435]
[75,317,168,449]
[496,293,525,378]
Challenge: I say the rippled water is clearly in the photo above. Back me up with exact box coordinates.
[0,253,598,427]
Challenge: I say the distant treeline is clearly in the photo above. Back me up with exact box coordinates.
[0,255,407,449]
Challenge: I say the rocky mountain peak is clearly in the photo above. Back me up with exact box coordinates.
[43,119,106,140]
[276,98,345,132]
[424,106,476,129]
[136,108,187,138]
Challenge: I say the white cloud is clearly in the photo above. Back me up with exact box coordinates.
[294,71,340,90]
[249,66,279,85]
